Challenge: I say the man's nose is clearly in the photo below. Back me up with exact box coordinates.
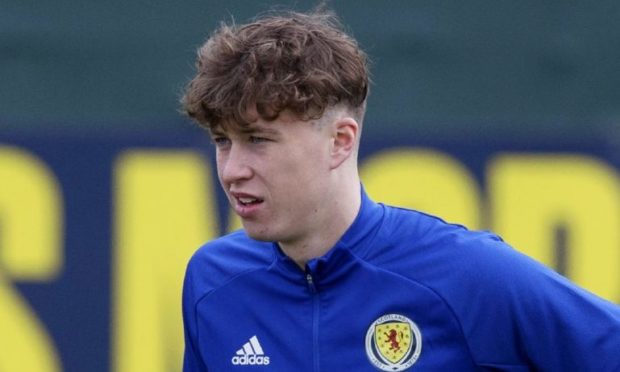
[220,145,253,184]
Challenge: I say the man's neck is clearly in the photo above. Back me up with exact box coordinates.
[279,182,361,269]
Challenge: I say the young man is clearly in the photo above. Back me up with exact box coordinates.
[181,9,620,371]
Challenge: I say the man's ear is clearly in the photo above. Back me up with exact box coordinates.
[330,117,359,169]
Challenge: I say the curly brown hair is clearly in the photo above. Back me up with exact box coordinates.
[181,9,370,130]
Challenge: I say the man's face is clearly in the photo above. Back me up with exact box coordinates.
[210,110,334,244]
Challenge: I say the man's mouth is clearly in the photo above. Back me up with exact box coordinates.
[237,196,263,206]
[231,192,264,207]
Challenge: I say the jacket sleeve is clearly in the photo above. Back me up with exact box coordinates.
[468,243,620,371]
[454,238,620,371]
[182,262,209,372]
[511,264,620,371]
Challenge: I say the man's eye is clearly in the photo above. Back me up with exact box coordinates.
[212,137,230,146]
[249,136,269,144]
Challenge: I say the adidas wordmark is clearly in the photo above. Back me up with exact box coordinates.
[231,335,271,366]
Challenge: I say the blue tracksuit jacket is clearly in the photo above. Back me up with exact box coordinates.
[182,191,620,371]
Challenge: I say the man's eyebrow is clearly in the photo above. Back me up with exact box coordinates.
[208,128,225,136]
[238,126,280,135]
[208,125,281,137]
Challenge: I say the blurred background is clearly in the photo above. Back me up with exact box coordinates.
[3,0,620,140]
[1,1,620,371]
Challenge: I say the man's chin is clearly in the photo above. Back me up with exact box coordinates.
[242,225,276,242]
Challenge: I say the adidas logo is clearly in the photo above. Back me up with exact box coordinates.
[231,335,271,366]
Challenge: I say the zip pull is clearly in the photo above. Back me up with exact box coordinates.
[306,273,317,293]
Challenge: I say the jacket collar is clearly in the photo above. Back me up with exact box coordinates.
[272,186,385,282]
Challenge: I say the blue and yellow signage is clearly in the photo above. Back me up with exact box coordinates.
[1,132,619,372]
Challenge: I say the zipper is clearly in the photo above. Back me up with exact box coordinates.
[306,273,317,293]
[306,271,320,372]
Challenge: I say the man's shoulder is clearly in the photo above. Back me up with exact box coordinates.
[374,204,574,303]
[377,204,505,255]
[371,204,526,287]
[184,230,274,300]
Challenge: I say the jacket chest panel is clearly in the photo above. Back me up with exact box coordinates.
[196,268,477,370]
